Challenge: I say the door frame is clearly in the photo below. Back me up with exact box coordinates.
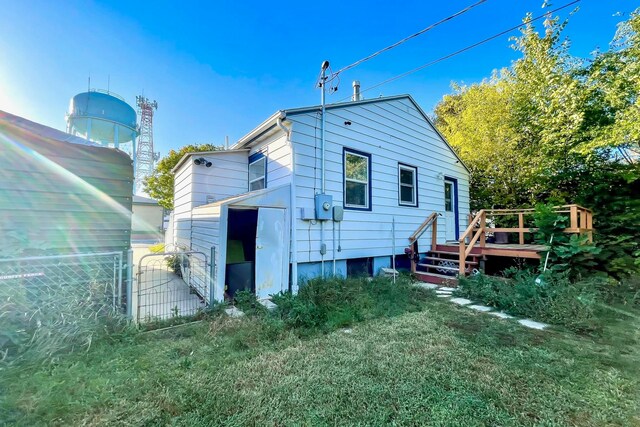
[443,176,459,240]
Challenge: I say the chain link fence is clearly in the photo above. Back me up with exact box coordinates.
[0,251,130,363]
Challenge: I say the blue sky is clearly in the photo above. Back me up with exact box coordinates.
[0,0,635,156]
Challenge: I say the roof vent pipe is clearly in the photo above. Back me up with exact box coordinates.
[352,81,361,101]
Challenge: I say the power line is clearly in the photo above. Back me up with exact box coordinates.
[350,0,580,100]
[335,0,488,76]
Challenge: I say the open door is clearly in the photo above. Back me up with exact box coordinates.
[255,208,286,299]
[444,178,459,241]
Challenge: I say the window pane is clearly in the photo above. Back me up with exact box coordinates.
[345,153,368,181]
[400,168,414,185]
[346,181,366,207]
[250,179,265,191]
[444,182,453,212]
[401,186,414,204]
[249,158,265,181]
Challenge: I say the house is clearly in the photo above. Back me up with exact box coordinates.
[132,195,164,242]
[0,110,133,257]
[168,94,470,302]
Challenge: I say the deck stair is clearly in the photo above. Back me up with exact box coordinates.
[407,205,594,285]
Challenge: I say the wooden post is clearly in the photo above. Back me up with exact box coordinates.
[431,217,437,252]
[518,213,525,245]
[479,211,486,248]
[579,208,587,231]
[587,211,593,243]
[410,242,417,274]
[570,205,578,231]
[459,240,466,276]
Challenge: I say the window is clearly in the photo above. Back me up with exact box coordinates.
[398,164,418,207]
[248,153,266,191]
[444,180,453,212]
[344,148,371,210]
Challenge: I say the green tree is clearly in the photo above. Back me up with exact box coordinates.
[434,7,640,279]
[143,144,221,210]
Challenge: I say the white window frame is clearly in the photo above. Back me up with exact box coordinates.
[248,156,266,191]
[344,149,371,210]
[398,163,418,207]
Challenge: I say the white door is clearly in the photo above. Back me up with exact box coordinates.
[444,179,457,241]
[255,208,286,299]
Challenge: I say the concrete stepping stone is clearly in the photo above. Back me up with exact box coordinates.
[413,283,439,290]
[436,294,452,298]
[435,289,452,295]
[258,299,277,311]
[439,287,456,292]
[488,311,514,319]
[225,307,245,318]
[468,304,493,312]
[518,319,549,330]
[450,298,473,305]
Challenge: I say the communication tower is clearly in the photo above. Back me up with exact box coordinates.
[134,96,159,194]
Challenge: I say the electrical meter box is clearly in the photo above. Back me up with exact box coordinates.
[314,194,333,220]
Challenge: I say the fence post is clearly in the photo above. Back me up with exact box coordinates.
[209,246,216,304]
[117,252,123,312]
[126,249,133,318]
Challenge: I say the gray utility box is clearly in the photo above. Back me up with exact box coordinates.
[314,194,333,220]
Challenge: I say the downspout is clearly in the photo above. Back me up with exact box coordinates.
[277,115,298,293]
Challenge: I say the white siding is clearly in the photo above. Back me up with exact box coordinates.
[191,204,225,302]
[171,151,249,251]
[173,162,194,250]
[287,97,470,263]
[248,132,292,188]
[190,151,248,206]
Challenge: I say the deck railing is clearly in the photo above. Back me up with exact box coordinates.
[408,212,439,273]
[457,205,594,275]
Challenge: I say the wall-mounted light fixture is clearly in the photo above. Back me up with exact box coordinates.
[193,157,212,167]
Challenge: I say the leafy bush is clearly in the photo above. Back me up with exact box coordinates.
[533,203,601,279]
[456,270,601,332]
[271,275,431,335]
[165,254,188,278]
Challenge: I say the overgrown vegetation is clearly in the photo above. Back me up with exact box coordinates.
[246,275,431,336]
[434,8,640,282]
[456,270,603,332]
[2,282,639,426]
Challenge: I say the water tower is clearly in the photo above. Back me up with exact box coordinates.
[66,89,138,161]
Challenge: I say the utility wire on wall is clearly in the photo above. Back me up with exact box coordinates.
[334,0,489,76]
[341,0,581,101]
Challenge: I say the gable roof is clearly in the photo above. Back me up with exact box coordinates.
[232,95,469,173]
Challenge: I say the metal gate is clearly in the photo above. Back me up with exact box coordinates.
[135,251,211,324]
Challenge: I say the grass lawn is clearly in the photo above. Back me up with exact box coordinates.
[2,285,639,426]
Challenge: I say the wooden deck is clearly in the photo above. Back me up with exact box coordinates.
[445,242,546,259]
[408,205,595,283]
